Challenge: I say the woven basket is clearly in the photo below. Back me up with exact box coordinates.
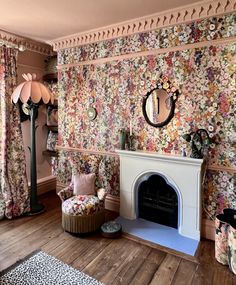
[62,210,105,234]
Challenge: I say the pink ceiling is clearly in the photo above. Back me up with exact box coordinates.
[0,0,202,42]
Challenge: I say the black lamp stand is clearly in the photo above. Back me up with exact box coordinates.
[28,103,45,215]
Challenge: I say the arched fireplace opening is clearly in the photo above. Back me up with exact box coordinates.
[138,174,178,229]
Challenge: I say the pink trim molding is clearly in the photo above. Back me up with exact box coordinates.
[51,0,236,51]
[0,29,53,55]
[56,146,236,173]
[56,145,118,157]
[56,36,236,69]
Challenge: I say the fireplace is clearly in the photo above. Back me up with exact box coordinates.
[116,150,204,241]
[138,173,178,229]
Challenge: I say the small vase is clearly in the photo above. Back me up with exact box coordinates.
[119,129,126,150]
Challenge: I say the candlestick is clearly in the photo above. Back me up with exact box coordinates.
[130,120,132,136]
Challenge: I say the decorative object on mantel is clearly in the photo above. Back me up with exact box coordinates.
[182,128,211,159]
[127,98,136,150]
[126,134,136,151]
[101,221,122,238]
[142,75,180,128]
[12,73,54,215]
[119,124,136,151]
[215,208,236,275]
[119,128,126,150]
[181,148,187,157]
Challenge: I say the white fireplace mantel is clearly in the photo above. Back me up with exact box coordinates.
[116,149,204,240]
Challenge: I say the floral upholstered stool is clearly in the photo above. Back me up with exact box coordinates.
[62,195,105,234]
[215,208,236,275]
[101,221,122,238]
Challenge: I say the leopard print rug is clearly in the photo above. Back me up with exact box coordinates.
[0,250,104,285]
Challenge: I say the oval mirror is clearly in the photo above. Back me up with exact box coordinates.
[142,79,179,128]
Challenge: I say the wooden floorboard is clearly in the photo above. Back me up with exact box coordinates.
[129,250,166,285]
[0,191,235,285]
[149,254,181,285]
[171,259,197,285]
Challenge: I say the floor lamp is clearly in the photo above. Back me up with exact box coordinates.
[12,73,54,214]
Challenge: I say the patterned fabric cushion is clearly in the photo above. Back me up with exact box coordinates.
[57,185,74,202]
[62,195,104,216]
[97,188,106,201]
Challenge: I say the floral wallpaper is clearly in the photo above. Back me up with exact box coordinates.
[204,171,235,220]
[58,14,236,65]
[57,13,236,220]
[55,150,120,197]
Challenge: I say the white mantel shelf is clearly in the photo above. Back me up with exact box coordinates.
[115,149,203,167]
[116,149,205,241]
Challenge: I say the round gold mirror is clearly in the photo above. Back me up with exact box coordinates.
[142,78,179,128]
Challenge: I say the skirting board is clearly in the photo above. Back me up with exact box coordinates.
[201,218,215,241]
[105,196,215,241]
[105,194,120,213]
[29,176,57,195]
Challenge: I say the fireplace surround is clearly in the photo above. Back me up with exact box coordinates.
[116,150,204,240]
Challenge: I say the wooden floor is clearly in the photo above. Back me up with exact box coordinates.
[0,192,235,285]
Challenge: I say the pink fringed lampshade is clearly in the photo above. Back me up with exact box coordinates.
[12,73,54,104]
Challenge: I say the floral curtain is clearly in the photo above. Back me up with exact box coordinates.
[0,46,29,219]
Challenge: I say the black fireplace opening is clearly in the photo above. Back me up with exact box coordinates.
[138,174,178,229]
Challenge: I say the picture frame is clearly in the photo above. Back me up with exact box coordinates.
[87,107,97,121]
